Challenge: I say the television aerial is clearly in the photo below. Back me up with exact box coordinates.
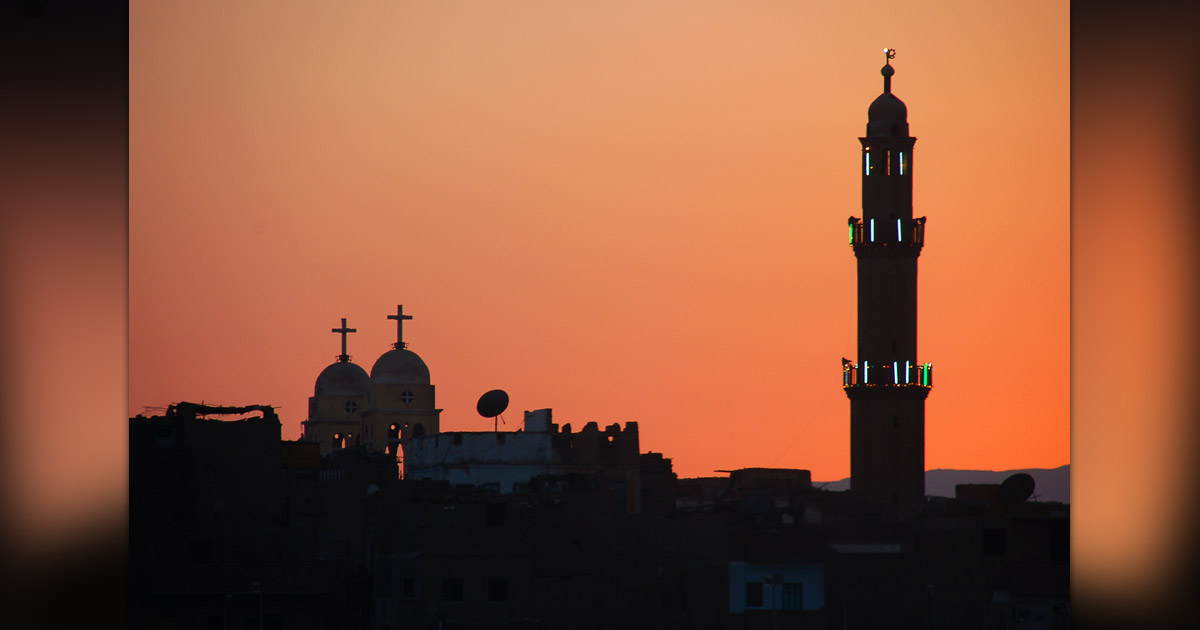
[476,389,509,432]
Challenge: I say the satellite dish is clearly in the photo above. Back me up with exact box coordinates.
[476,389,509,419]
[997,472,1036,505]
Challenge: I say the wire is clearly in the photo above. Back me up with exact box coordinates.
[769,382,838,467]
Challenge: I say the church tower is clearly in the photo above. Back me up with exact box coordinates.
[843,50,933,508]
[302,318,371,456]
[362,305,441,457]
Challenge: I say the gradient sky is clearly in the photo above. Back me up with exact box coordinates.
[129,1,1068,481]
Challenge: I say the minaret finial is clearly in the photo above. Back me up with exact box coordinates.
[332,317,356,362]
[388,305,413,349]
[881,48,896,94]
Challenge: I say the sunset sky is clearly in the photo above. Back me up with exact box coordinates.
[128,1,1069,481]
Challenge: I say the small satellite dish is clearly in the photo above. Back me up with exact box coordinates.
[476,389,509,419]
[998,472,1036,505]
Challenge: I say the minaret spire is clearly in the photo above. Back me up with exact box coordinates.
[331,317,356,362]
[882,48,896,94]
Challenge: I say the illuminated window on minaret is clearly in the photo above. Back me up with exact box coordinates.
[886,150,891,175]
[864,150,871,176]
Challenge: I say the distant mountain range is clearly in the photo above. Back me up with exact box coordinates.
[815,465,1070,504]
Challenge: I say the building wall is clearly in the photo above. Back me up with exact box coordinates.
[403,420,641,498]
[727,561,825,613]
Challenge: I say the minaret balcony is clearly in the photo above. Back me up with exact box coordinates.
[843,360,932,390]
[849,216,925,254]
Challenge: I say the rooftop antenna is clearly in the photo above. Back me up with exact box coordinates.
[476,389,509,432]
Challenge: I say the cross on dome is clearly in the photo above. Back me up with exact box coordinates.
[332,317,356,362]
[388,305,413,349]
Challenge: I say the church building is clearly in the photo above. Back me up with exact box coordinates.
[302,305,441,457]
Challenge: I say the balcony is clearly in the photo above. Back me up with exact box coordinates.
[842,360,932,389]
[848,216,925,251]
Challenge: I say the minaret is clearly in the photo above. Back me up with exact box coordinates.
[843,49,933,508]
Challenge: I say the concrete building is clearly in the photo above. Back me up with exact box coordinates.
[404,409,643,505]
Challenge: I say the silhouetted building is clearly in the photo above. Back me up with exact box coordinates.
[843,51,932,509]
[404,409,645,511]
[303,305,442,458]
[130,55,1068,630]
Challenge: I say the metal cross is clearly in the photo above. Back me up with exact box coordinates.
[332,317,356,361]
[388,305,413,349]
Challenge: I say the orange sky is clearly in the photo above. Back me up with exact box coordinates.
[129,1,1069,481]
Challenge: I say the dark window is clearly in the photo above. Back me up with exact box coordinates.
[746,582,763,608]
[892,415,899,429]
[982,527,1007,556]
[486,503,506,527]
[488,578,509,602]
[781,583,804,610]
[189,538,213,564]
[401,578,416,598]
[442,578,464,602]
[1050,526,1069,562]
[413,423,426,437]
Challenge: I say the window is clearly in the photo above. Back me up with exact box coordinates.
[781,583,804,610]
[189,538,213,564]
[1050,526,1069,562]
[982,527,1007,556]
[746,582,764,608]
[442,578,464,602]
[488,578,509,602]
[486,503,506,527]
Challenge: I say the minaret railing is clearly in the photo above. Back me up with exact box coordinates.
[848,216,925,249]
[842,360,932,389]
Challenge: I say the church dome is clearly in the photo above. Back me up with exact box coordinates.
[371,348,431,385]
[314,361,370,396]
